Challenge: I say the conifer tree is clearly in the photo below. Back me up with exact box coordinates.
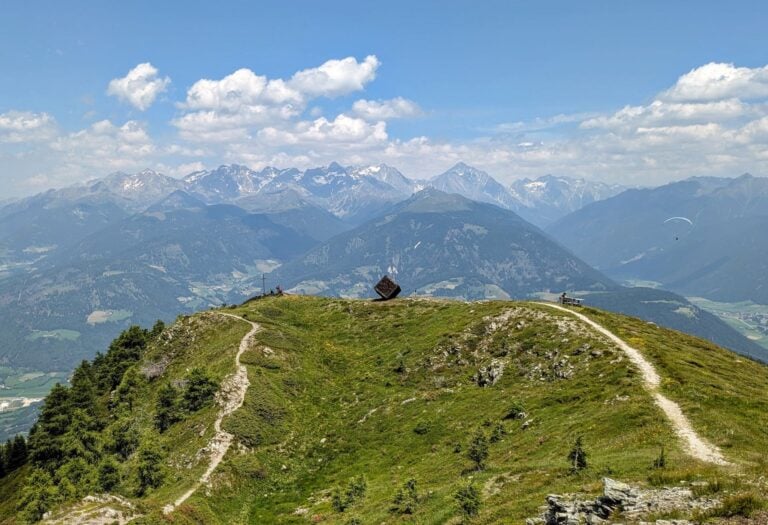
[105,418,140,460]
[150,319,166,339]
[69,361,97,411]
[63,409,100,462]
[28,383,72,471]
[183,368,218,412]
[455,482,481,521]
[18,469,61,522]
[155,383,182,432]
[568,436,588,472]
[8,434,28,470]
[56,457,96,498]
[136,444,164,495]
[97,457,121,491]
[114,367,143,411]
[96,326,149,390]
[391,478,419,514]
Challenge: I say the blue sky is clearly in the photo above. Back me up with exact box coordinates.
[2,0,768,196]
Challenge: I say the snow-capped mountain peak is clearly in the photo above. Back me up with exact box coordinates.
[347,163,419,194]
[429,162,523,212]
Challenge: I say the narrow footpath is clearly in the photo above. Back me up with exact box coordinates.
[163,313,259,514]
[539,302,729,466]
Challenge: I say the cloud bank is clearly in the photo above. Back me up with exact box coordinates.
[5,59,768,196]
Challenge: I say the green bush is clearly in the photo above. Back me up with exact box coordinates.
[332,475,367,513]
[468,430,489,470]
[413,421,430,435]
[455,482,481,521]
[391,478,419,514]
[503,401,526,420]
[490,422,506,443]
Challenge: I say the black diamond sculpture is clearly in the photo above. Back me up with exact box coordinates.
[374,275,402,300]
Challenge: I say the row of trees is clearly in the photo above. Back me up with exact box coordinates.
[17,324,159,521]
[0,434,28,478]
[11,319,217,522]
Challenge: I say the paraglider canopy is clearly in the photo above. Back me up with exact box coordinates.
[663,216,693,241]
[663,216,693,226]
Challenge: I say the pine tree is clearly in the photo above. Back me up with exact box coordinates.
[391,478,419,514]
[8,434,28,470]
[63,409,100,461]
[97,457,121,491]
[28,383,72,471]
[105,418,140,460]
[568,436,588,472]
[114,368,143,411]
[182,368,218,412]
[150,319,166,339]
[18,468,61,522]
[56,457,96,498]
[136,444,165,495]
[69,361,97,412]
[0,443,6,478]
[96,326,149,390]
[155,383,182,432]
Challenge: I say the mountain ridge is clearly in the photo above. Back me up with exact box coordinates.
[1,296,766,523]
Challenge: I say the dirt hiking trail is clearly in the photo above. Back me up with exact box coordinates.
[539,302,729,466]
[163,313,259,514]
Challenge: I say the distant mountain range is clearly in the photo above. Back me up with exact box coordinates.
[0,193,338,371]
[548,174,768,304]
[0,163,763,377]
[273,188,765,361]
[510,174,626,226]
[426,163,625,227]
[275,188,615,299]
[0,163,766,442]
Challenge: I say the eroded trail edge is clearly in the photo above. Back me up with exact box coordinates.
[539,302,729,466]
[163,313,258,514]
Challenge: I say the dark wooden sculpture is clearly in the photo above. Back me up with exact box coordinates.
[374,275,402,300]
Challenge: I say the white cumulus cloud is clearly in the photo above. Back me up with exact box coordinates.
[174,55,381,143]
[107,63,171,111]
[661,62,768,102]
[581,99,751,131]
[289,55,379,98]
[183,68,302,110]
[352,97,421,120]
[258,114,388,146]
[52,119,155,169]
[0,111,57,143]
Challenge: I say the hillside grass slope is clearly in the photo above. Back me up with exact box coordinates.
[1,296,766,524]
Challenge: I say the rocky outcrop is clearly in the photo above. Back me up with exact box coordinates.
[526,478,719,525]
[474,359,505,386]
[43,494,139,524]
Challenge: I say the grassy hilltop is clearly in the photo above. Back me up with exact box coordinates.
[1,295,766,523]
